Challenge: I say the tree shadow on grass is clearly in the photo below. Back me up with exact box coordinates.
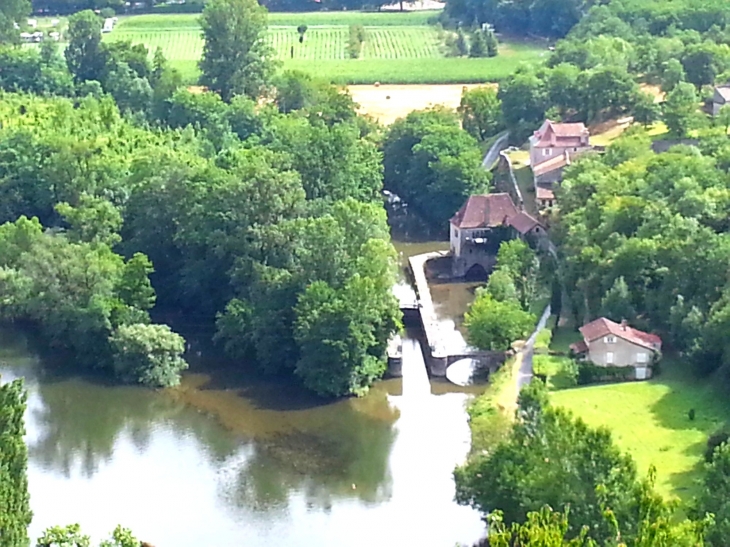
[647,360,729,500]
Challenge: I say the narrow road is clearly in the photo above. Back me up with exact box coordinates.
[517,304,551,390]
[482,131,510,170]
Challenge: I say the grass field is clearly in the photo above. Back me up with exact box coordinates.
[544,328,730,501]
[103,12,546,84]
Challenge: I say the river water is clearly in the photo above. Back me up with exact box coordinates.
[0,210,486,547]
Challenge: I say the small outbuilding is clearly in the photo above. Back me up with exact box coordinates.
[712,85,730,117]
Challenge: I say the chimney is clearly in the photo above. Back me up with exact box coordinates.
[620,319,628,331]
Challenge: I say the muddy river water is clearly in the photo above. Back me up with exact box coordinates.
[0,221,487,546]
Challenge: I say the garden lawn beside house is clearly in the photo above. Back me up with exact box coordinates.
[550,358,730,501]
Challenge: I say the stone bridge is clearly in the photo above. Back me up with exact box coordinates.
[389,251,507,380]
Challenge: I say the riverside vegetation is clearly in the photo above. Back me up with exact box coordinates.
[450,0,730,542]
[6,0,730,544]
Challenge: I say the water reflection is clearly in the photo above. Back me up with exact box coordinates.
[0,327,485,546]
[0,195,487,546]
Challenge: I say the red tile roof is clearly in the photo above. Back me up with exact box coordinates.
[450,193,519,229]
[532,120,590,148]
[579,317,662,352]
[532,151,572,177]
[536,186,555,201]
[570,339,588,354]
[507,211,541,235]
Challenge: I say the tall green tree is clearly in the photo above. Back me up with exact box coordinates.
[695,442,730,546]
[469,30,488,58]
[0,377,31,547]
[663,82,700,137]
[383,108,491,226]
[65,10,106,83]
[496,239,539,311]
[600,276,636,323]
[199,0,276,101]
[632,91,661,127]
[458,86,503,141]
[464,292,535,351]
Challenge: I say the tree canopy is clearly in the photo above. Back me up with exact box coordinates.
[0,377,31,547]
[199,0,276,101]
[0,74,400,396]
[456,382,703,545]
[383,107,491,227]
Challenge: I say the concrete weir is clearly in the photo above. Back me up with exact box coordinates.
[403,252,505,379]
[408,252,451,376]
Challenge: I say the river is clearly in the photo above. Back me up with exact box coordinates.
[0,207,487,547]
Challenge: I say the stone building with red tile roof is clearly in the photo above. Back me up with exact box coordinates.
[570,317,662,380]
[449,193,545,277]
[529,120,594,210]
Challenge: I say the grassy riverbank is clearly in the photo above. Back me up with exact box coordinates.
[466,353,520,454]
[104,12,546,84]
[466,317,730,501]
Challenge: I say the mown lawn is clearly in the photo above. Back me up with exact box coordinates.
[106,13,546,84]
[550,358,730,501]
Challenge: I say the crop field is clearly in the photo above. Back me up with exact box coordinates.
[105,12,546,84]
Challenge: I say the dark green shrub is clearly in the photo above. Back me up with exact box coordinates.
[577,363,636,385]
[706,432,730,462]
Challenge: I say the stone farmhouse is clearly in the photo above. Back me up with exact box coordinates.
[570,317,662,380]
[713,85,730,117]
[449,193,544,278]
[529,120,592,209]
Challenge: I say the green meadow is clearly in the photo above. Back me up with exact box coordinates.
[105,12,547,84]
[542,325,730,502]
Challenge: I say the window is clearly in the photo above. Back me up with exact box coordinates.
[637,352,648,363]
[604,335,616,344]
[542,149,552,157]
[606,352,614,364]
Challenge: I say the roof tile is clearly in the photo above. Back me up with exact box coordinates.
[579,317,662,352]
[507,211,541,235]
[450,193,519,229]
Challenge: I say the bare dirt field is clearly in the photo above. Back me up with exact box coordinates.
[348,83,493,125]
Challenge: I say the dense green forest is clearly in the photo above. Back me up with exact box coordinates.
[556,128,730,381]
[0,0,446,397]
[445,0,730,40]
[0,83,404,396]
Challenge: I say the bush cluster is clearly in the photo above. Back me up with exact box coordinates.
[577,362,638,385]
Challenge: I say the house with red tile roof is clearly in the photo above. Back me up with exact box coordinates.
[449,193,544,277]
[529,120,593,209]
[570,317,662,380]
